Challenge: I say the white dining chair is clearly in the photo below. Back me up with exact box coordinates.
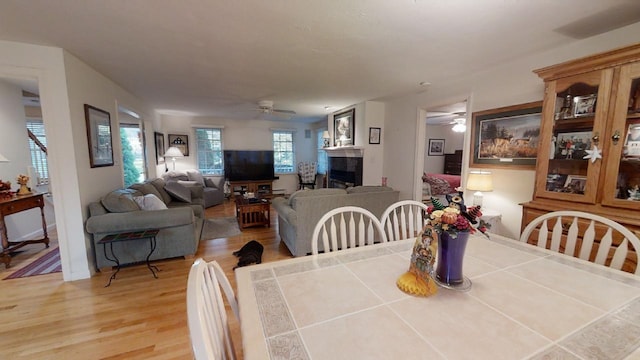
[311,206,387,255]
[520,210,640,275]
[186,258,238,360]
[380,200,429,242]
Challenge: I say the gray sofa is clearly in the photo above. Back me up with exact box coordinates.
[86,177,204,270]
[272,186,400,256]
[162,169,225,208]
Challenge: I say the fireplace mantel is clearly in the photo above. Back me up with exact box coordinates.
[323,146,364,158]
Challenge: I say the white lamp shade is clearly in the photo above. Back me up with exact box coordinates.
[0,153,8,163]
[163,146,184,158]
[322,130,330,139]
[466,171,493,192]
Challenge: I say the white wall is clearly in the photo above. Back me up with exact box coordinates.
[423,124,464,174]
[383,22,640,239]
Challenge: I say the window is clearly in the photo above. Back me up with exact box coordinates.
[272,130,295,173]
[317,129,328,175]
[26,119,49,185]
[120,124,146,187]
[195,127,223,175]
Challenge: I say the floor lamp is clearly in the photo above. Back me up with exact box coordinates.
[163,146,184,171]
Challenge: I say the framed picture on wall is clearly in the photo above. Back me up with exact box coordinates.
[369,127,381,144]
[470,101,542,169]
[334,108,355,146]
[168,134,189,156]
[84,104,114,168]
[154,132,165,164]
[428,139,445,156]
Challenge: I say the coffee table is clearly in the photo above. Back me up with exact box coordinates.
[234,195,270,229]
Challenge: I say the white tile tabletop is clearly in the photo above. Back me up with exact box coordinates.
[235,233,640,360]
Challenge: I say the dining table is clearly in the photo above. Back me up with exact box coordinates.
[235,233,640,360]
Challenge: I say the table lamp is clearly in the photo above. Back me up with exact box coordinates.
[163,146,183,171]
[466,171,493,207]
[322,131,331,148]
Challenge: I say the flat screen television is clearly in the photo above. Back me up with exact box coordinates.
[223,150,275,181]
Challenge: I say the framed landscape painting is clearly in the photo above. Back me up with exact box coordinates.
[470,101,542,169]
[84,104,114,168]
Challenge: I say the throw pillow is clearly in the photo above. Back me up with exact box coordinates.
[101,189,140,213]
[133,194,168,210]
[129,182,164,203]
[164,181,192,203]
[149,178,173,204]
[186,169,205,186]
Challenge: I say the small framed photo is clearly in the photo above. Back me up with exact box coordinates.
[573,94,597,117]
[369,127,381,144]
[428,139,445,156]
[84,104,114,168]
[168,134,189,156]
[623,123,640,158]
[564,175,587,194]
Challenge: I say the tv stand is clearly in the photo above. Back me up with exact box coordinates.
[229,180,273,199]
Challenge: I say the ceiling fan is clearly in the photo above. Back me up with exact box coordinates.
[255,100,296,118]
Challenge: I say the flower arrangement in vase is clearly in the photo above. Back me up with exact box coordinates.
[425,191,488,290]
[0,179,13,198]
[397,191,489,296]
[16,174,31,195]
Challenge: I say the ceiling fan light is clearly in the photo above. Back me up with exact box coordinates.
[452,123,466,132]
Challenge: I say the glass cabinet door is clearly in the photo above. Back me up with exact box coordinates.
[536,70,612,203]
[602,62,640,209]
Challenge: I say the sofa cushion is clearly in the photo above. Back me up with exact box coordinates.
[101,189,140,213]
[346,186,393,194]
[163,171,189,182]
[186,169,205,186]
[129,183,165,203]
[149,178,173,204]
[165,181,192,203]
[288,188,347,206]
[133,194,168,210]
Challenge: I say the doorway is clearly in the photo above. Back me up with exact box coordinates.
[418,100,469,202]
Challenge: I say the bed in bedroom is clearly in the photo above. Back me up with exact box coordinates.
[422,150,463,203]
[422,173,461,199]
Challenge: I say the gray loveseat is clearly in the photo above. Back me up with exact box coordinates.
[86,177,204,270]
[272,186,400,256]
[162,169,225,208]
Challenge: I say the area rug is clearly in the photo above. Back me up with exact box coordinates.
[4,247,61,280]
[201,217,241,240]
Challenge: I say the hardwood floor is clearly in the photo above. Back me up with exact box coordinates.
[0,199,292,359]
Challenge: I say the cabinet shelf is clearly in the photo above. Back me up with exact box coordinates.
[523,43,640,274]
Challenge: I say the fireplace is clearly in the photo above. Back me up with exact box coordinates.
[328,157,363,188]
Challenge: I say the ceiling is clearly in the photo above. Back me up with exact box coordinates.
[1,1,640,123]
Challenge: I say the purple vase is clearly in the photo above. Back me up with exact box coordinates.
[435,231,469,285]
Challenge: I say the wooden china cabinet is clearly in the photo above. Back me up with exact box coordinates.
[521,43,640,260]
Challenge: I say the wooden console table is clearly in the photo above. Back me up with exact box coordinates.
[0,193,49,268]
[235,195,270,229]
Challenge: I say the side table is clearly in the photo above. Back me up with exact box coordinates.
[480,208,502,234]
[98,229,160,287]
[0,193,49,268]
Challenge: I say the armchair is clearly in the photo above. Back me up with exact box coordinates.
[297,161,317,189]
